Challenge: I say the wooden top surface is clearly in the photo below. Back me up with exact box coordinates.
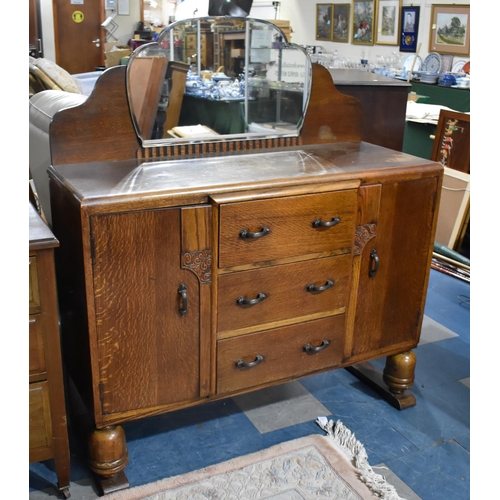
[29,203,59,250]
[49,142,441,213]
[329,69,411,87]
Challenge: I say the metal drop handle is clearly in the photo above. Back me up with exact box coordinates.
[312,217,340,228]
[237,292,267,306]
[303,339,330,353]
[178,283,188,316]
[306,279,334,292]
[236,355,264,368]
[369,248,380,277]
[239,227,270,239]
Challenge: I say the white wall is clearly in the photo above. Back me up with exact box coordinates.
[280,0,470,65]
[39,0,470,66]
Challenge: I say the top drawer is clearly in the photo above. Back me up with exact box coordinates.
[218,190,357,268]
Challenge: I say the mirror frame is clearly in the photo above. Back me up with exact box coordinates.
[126,16,312,148]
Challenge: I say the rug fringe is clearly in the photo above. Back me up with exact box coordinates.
[316,417,405,500]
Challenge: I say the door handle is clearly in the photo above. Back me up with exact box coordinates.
[92,38,101,47]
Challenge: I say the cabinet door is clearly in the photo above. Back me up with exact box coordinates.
[347,176,439,359]
[90,207,210,416]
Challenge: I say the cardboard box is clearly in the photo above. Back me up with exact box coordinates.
[105,43,132,68]
[231,48,245,58]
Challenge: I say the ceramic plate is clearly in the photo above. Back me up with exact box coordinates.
[451,85,470,90]
[452,60,467,74]
[402,54,423,72]
[423,53,442,73]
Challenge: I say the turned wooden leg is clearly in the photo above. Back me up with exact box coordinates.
[89,425,130,495]
[383,350,416,395]
[346,349,417,410]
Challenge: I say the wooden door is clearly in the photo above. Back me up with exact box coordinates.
[347,176,439,359]
[52,0,104,73]
[29,0,43,57]
[90,207,210,418]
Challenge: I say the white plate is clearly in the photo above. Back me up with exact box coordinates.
[402,54,423,72]
[423,52,442,73]
[451,85,470,90]
[452,60,467,74]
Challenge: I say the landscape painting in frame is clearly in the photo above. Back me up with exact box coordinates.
[375,0,402,45]
[352,0,375,45]
[429,4,470,56]
[316,4,333,41]
[333,4,350,43]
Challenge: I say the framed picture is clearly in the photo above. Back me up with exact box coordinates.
[375,0,402,45]
[429,4,470,56]
[399,5,419,52]
[352,0,375,45]
[316,4,333,41]
[332,4,350,43]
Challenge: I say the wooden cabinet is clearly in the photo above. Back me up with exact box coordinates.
[29,203,70,499]
[43,62,442,495]
[184,31,214,70]
[49,143,441,492]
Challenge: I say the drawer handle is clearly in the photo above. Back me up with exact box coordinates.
[369,248,380,277]
[236,354,264,368]
[306,279,334,292]
[239,227,270,239]
[237,292,267,306]
[312,217,340,228]
[303,339,330,353]
[178,283,188,316]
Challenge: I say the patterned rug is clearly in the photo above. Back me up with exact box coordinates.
[102,419,404,500]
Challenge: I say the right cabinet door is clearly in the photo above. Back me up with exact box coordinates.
[347,176,439,360]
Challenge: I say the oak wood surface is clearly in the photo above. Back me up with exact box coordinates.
[218,190,357,268]
[217,315,346,394]
[29,203,70,494]
[217,254,352,334]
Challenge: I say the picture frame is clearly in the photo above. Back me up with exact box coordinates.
[375,0,402,45]
[316,4,333,41]
[399,5,419,52]
[429,4,470,56]
[332,4,350,43]
[352,0,375,45]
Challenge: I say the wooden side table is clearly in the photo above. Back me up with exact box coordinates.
[29,202,70,498]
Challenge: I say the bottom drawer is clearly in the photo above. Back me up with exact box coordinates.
[217,315,345,394]
[29,381,53,462]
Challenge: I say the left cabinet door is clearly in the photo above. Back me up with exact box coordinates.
[90,207,209,416]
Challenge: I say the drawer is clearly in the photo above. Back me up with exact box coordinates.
[29,381,53,460]
[29,315,46,378]
[218,190,357,268]
[217,254,351,335]
[217,315,345,394]
[29,256,41,313]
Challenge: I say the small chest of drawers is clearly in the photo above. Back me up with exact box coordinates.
[29,203,70,499]
[213,186,358,395]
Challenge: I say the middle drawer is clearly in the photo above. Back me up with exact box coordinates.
[217,254,351,336]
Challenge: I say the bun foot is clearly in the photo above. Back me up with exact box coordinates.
[88,425,130,495]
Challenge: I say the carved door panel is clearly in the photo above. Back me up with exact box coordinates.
[90,206,211,418]
[347,177,439,360]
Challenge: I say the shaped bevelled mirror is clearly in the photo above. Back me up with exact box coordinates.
[126,17,312,147]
